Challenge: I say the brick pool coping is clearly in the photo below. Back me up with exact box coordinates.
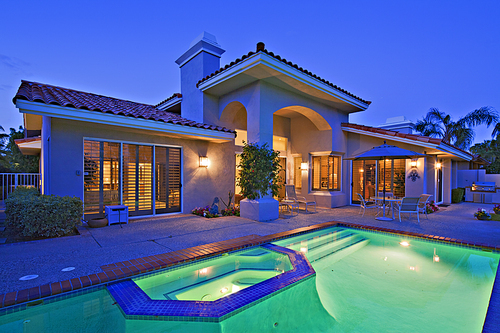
[0,221,499,330]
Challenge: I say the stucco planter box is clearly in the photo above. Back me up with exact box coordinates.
[240,198,279,222]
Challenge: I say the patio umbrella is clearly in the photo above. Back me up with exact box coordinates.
[348,141,425,221]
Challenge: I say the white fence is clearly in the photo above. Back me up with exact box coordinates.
[0,173,41,201]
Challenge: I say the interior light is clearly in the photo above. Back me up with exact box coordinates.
[199,156,209,168]
[300,247,308,253]
[300,162,308,170]
[400,241,410,247]
[220,287,229,293]
[359,168,364,173]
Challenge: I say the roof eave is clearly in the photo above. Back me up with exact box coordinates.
[16,100,235,143]
[198,52,370,111]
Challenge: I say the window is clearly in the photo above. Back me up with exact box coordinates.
[234,129,288,151]
[294,157,302,189]
[312,155,340,191]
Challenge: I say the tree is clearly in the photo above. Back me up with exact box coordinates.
[412,107,499,150]
[0,126,39,173]
[236,142,282,200]
[470,139,500,174]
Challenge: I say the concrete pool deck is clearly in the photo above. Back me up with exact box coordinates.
[1,202,499,296]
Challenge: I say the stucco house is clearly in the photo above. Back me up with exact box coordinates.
[13,32,481,221]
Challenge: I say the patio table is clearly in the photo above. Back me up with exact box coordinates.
[370,196,402,220]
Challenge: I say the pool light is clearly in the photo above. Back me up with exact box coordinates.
[433,248,440,262]
[199,268,208,274]
[300,247,308,253]
[220,287,229,293]
[400,241,410,247]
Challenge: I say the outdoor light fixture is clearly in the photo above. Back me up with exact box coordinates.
[410,159,417,168]
[199,156,209,167]
[300,162,308,170]
[436,162,442,169]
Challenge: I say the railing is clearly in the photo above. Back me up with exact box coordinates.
[0,173,41,201]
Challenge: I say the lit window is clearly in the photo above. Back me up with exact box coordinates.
[294,157,302,189]
[312,155,341,191]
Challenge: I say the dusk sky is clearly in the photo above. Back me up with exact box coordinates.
[1,0,499,146]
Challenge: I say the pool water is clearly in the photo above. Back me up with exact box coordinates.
[134,247,291,302]
[0,227,498,332]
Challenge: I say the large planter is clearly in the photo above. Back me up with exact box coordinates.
[87,218,108,228]
[240,198,279,222]
[476,215,491,221]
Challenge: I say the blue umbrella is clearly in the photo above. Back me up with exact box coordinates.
[350,141,425,221]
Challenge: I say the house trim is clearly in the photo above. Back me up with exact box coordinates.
[198,53,370,110]
[16,100,235,143]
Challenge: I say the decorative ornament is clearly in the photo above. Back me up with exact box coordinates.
[407,170,420,182]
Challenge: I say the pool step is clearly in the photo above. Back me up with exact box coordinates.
[307,235,369,270]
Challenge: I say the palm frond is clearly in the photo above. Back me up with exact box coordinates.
[412,118,443,138]
[459,106,499,127]
[450,125,475,149]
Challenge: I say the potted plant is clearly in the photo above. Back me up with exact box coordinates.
[474,208,491,221]
[237,142,282,221]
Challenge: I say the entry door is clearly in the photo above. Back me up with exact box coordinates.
[155,147,181,214]
[277,157,287,200]
[437,163,443,203]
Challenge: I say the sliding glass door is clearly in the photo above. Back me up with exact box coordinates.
[155,146,181,214]
[84,140,181,218]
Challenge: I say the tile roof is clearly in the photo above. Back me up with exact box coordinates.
[13,81,234,134]
[155,93,182,108]
[196,42,371,105]
[341,122,443,144]
[14,136,41,145]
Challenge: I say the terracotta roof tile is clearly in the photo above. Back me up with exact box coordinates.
[342,122,444,145]
[196,43,371,106]
[13,81,234,134]
[155,93,182,108]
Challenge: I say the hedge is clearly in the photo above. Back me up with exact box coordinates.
[5,187,83,238]
[451,188,465,203]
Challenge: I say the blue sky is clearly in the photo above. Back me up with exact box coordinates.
[1,0,499,145]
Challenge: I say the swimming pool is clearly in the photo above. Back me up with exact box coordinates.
[0,225,498,332]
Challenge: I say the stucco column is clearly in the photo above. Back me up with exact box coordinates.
[41,116,51,195]
[240,83,279,221]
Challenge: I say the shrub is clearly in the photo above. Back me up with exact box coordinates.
[6,187,83,238]
[236,142,282,200]
[451,188,465,203]
[494,204,500,214]
[425,201,439,214]
[221,206,240,216]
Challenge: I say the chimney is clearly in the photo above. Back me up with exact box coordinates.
[175,32,225,123]
[377,116,414,134]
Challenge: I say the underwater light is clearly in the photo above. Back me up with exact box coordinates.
[400,241,410,247]
[220,287,229,293]
[300,247,308,253]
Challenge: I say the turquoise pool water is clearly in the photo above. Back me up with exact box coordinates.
[0,227,498,332]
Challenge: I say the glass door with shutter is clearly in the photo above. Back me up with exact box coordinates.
[84,141,121,217]
[155,147,181,214]
[122,144,153,216]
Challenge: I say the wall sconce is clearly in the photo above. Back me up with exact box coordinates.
[199,156,209,168]
[410,159,417,168]
[300,162,308,171]
[436,162,442,169]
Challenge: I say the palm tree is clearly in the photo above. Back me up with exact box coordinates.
[412,107,499,150]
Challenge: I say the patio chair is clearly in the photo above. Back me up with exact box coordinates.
[357,193,378,217]
[376,191,393,214]
[285,185,317,213]
[418,194,432,219]
[398,197,421,223]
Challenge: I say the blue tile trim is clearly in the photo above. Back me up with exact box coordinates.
[108,243,315,322]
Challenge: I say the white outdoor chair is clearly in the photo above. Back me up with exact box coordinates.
[376,191,393,214]
[357,193,378,217]
[418,194,432,219]
[285,185,316,213]
[398,197,421,223]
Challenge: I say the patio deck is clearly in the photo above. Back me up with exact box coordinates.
[0,202,499,330]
